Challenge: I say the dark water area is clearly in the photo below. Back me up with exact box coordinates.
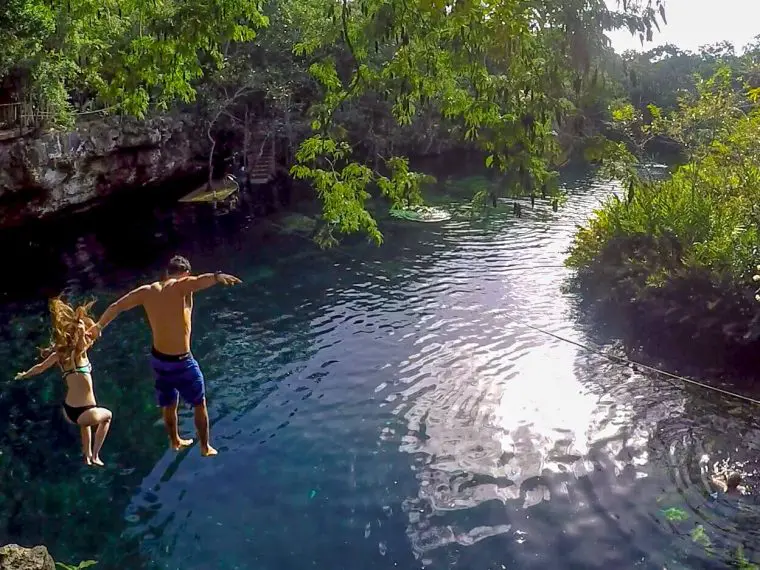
[2,164,760,570]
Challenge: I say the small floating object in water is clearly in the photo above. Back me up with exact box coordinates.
[389,205,451,222]
[309,489,318,499]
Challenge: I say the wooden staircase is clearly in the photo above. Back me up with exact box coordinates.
[247,133,276,185]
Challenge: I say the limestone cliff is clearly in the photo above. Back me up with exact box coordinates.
[0,114,207,228]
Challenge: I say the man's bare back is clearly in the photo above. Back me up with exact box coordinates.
[141,279,194,355]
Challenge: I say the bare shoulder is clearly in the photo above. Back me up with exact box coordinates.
[149,278,188,296]
[126,282,160,302]
[142,281,163,293]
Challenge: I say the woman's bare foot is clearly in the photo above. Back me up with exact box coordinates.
[171,438,194,451]
[84,456,93,466]
[91,456,105,467]
[201,445,218,457]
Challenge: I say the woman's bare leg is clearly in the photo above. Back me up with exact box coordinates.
[91,409,112,465]
[78,407,112,467]
[80,426,93,465]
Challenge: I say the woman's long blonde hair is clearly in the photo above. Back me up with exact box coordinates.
[41,297,97,363]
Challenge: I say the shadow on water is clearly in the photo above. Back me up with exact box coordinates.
[1,165,760,569]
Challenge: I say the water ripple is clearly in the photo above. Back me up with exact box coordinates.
[44,170,760,569]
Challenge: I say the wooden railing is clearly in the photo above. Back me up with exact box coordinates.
[0,101,114,132]
[0,101,54,131]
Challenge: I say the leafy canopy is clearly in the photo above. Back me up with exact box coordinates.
[0,0,268,122]
[568,65,760,287]
[287,0,665,244]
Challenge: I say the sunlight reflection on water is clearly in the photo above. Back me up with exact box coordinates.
[105,172,760,570]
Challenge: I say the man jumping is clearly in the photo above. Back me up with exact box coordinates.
[93,255,241,456]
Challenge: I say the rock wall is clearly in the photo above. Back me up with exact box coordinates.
[0,114,207,228]
[0,544,55,570]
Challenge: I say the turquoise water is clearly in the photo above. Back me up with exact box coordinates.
[2,169,760,569]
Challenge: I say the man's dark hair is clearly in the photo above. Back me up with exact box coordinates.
[166,255,192,277]
[727,472,743,489]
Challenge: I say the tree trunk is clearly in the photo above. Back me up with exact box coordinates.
[284,95,294,163]
[207,123,216,190]
[243,107,250,173]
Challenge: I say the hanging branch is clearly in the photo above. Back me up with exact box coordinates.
[205,83,256,189]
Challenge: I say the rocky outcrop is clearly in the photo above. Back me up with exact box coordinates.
[0,114,207,227]
[0,544,55,570]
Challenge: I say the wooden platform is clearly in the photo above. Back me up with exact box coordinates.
[179,179,239,203]
[0,127,33,141]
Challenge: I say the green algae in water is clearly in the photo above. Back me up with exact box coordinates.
[248,266,276,282]
[737,546,760,570]
[389,206,451,222]
[441,175,492,197]
[276,213,318,235]
[661,507,689,522]
[690,524,713,556]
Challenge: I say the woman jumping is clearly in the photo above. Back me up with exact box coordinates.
[15,298,112,467]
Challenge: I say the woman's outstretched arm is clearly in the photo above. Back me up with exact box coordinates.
[15,352,58,380]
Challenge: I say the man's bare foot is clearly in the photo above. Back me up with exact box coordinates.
[201,445,218,457]
[91,456,105,467]
[170,438,194,451]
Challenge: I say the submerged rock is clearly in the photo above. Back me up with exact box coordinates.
[0,544,55,570]
[275,212,318,235]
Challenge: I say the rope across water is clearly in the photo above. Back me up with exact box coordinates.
[501,314,760,407]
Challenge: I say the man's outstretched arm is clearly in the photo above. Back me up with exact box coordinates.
[177,272,242,294]
[95,285,151,332]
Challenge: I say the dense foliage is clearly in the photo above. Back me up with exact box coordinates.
[0,0,666,243]
[610,38,760,116]
[0,0,268,123]
[567,65,760,298]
